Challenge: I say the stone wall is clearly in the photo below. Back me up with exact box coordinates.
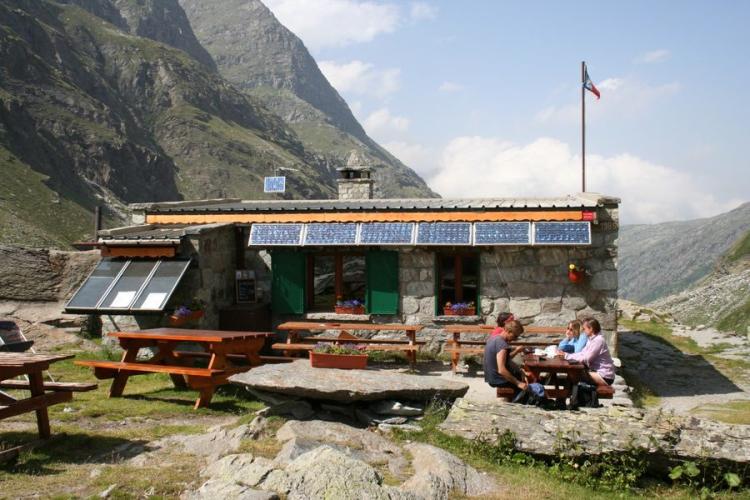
[337,179,373,200]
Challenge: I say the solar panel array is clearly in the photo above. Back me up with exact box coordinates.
[474,222,531,245]
[263,176,286,193]
[417,222,472,245]
[250,224,303,245]
[248,222,591,246]
[304,223,357,245]
[534,222,591,245]
[360,223,415,244]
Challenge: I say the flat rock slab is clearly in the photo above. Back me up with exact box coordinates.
[440,398,750,464]
[230,360,469,402]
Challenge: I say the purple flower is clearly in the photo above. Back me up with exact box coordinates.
[175,306,192,318]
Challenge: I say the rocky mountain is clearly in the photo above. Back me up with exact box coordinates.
[179,0,437,199]
[0,0,433,248]
[650,229,750,334]
[618,202,750,303]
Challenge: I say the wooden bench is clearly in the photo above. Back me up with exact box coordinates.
[75,360,228,378]
[0,380,97,392]
[271,342,424,353]
[496,384,614,402]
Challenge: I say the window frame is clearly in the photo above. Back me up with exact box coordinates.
[305,251,366,312]
[436,251,480,314]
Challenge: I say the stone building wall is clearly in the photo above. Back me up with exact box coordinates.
[337,179,373,200]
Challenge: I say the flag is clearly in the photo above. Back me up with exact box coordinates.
[583,65,600,99]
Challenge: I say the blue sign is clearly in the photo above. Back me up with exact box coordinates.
[263,176,286,193]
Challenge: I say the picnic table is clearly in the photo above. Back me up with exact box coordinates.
[274,321,425,366]
[76,328,273,409]
[443,324,566,373]
[0,352,96,438]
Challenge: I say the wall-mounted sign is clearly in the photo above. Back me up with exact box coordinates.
[263,176,286,193]
[236,270,256,303]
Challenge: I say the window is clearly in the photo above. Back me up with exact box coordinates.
[306,253,366,311]
[437,253,479,308]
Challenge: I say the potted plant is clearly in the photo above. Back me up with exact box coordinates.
[309,342,368,369]
[443,301,476,316]
[568,263,586,284]
[168,298,205,326]
[334,298,365,315]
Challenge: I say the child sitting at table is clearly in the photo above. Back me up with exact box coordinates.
[557,320,587,354]
[484,320,527,395]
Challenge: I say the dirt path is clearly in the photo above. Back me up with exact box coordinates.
[618,326,750,414]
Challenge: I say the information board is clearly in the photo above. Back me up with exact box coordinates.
[416,222,472,245]
[474,222,530,245]
[359,223,414,245]
[249,224,303,246]
[534,222,591,245]
[304,223,357,245]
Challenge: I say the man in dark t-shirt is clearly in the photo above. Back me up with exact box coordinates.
[483,320,527,393]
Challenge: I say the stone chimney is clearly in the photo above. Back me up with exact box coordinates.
[337,150,373,200]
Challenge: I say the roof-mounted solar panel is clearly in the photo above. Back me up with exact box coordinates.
[474,222,531,245]
[359,223,414,245]
[416,222,472,245]
[533,221,591,245]
[303,223,357,245]
[249,224,303,246]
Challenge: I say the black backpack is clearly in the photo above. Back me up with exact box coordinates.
[569,382,599,409]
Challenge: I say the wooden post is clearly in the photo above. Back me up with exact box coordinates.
[581,61,586,193]
[94,206,102,240]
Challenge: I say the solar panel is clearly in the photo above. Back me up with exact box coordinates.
[534,222,591,245]
[263,176,286,193]
[132,260,192,310]
[66,260,128,310]
[249,224,303,246]
[359,223,414,245]
[416,222,472,245]
[474,222,530,245]
[304,223,357,245]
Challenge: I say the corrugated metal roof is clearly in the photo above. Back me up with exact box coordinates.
[141,193,619,214]
[98,223,233,241]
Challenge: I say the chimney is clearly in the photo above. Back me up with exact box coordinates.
[337,150,373,200]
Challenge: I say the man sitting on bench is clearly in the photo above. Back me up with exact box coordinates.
[483,320,527,397]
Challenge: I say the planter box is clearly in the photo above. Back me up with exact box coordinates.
[168,310,204,327]
[443,307,476,316]
[334,305,365,315]
[310,351,368,370]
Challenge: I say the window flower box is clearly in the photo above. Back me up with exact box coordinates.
[309,351,368,369]
[334,305,366,315]
[168,310,204,326]
[443,302,476,316]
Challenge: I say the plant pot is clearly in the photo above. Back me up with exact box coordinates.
[168,310,204,327]
[443,307,476,316]
[309,351,368,369]
[334,305,365,315]
[568,270,585,284]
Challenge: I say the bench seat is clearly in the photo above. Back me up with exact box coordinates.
[496,384,615,401]
[271,342,422,352]
[0,380,97,392]
[293,336,426,345]
[74,360,225,378]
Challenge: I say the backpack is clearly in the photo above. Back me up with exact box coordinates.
[569,382,599,409]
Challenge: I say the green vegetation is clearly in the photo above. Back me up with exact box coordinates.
[691,400,750,425]
[716,297,750,336]
[724,230,750,263]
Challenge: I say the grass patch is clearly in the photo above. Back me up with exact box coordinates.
[716,297,750,336]
[691,400,750,425]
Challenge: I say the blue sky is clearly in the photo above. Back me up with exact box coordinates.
[265,1,749,224]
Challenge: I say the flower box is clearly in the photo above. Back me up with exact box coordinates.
[334,305,366,315]
[443,306,476,316]
[309,351,368,369]
[168,310,204,327]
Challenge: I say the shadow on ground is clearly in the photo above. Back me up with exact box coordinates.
[619,330,743,397]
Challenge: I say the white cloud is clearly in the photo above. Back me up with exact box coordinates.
[319,60,400,98]
[264,0,399,50]
[438,81,463,92]
[410,2,437,21]
[535,77,681,124]
[382,141,436,176]
[635,49,671,64]
[427,136,741,224]
[363,108,410,140]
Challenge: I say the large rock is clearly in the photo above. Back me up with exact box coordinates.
[201,453,276,487]
[230,360,469,402]
[400,443,497,499]
[439,398,750,465]
[185,479,278,500]
[261,446,417,500]
[274,420,409,477]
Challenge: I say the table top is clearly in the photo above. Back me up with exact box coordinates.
[523,355,585,372]
[108,328,275,343]
[445,324,566,334]
[277,321,424,332]
[0,352,74,367]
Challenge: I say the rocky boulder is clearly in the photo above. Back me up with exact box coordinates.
[229,360,469,402]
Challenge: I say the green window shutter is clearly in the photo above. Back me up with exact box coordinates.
[366,250,399,314]
[271,250,306,314]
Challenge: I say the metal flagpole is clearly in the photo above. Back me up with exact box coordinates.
[581,61,586,192]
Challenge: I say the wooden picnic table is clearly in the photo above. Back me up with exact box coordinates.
[76,328,273,409]
[522,355,585,399]
[443,324,566,373]
[0,352,94,438]
[275,321,425,366]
